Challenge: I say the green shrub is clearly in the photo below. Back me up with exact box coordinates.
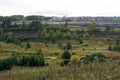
[61,50,71,59]
[15,55,45,67]
[81,53,106,63]
[3,57,14,70]
[0,57,14,71]
[30,56,45,66]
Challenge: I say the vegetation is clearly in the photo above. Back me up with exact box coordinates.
[0,17,120,80]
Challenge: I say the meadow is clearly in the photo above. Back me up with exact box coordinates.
[0,23,120,80]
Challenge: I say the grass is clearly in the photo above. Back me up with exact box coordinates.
[0,60,120,80]
[0,37,120,58]
[0,32,120,80]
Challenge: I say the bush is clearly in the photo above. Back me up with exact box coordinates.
[0,57,14,71]
[61,50,71,59]
[30,56,45,66]
[70,55,79,64]
[3,57,14,70]
[15,55,45,67]
[80,53,106,63]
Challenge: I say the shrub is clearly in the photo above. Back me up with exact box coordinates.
[21,56,32,66]
[80,53,106,63]
[15,55,45,67]
[30,56,45,66]
[70,55,79,64]
[0,57,14,71]
[61,50,71,59]
[3,57,14,70]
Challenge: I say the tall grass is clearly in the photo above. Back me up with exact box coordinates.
[0,60,120,80]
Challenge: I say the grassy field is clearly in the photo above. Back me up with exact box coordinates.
[0,26,120,80]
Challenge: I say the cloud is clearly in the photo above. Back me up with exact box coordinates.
[0,0,120,16]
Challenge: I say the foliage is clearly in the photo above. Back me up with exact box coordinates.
[0,57,14,71]
[80,52,106,63]
[61,50,71,59]
[15,55,45,67]
[70,55,79,64]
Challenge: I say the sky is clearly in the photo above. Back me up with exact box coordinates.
[0,0,120,16]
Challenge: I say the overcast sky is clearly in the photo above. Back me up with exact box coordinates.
[0,0,120,16]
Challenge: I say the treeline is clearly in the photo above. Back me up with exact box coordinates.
[0,20,44,30]
[0,15,50,21]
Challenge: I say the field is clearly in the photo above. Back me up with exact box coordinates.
[0,26,120,80]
